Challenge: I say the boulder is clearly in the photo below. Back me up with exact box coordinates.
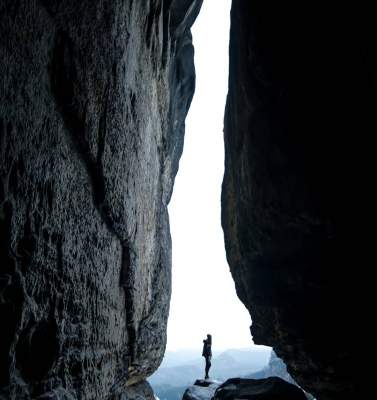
[214,377,307,400]
[183,380,220,400]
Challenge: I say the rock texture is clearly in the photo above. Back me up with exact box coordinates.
[124,380,155,400]
[183,378,307,400]
[214,377,307,400]
[0,0,202,398]
[182,380,220,400]
[222,2,376,400]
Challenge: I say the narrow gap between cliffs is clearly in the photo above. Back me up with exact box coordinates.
[148,1,286,397]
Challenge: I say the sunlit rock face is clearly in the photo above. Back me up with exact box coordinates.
[222,2,376,399]
[0,0,201,398]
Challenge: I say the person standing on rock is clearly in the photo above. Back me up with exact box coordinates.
[202,334,212,379]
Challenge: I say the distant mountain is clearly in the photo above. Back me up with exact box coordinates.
[210,348,272,381]
[245,350,295,384]
[149,347,271,400]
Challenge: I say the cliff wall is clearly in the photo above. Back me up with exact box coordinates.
[0,1,202,398]
[222,3,376,399]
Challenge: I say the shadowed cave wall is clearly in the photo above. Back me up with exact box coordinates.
[0,0,202,398]
[222,2,376,400]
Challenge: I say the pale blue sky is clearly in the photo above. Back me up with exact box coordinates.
[167,0,255,351]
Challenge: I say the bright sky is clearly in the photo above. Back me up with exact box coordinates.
[166,0,254,352]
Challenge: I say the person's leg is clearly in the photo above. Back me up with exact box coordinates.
[205,357,210,379]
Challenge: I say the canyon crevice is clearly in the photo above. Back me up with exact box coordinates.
[1,1,375,399]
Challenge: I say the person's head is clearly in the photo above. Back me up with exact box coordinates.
[207,334,212,344]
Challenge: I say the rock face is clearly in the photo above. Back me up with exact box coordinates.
[214,378,307,400]
[222,2,376,400]
[182,380,221,400]
[124,381,155,400]
[0,0,202,398]
[183,378,306,400]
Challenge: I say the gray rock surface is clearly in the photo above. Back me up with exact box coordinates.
[124,380,155,400]
[222,2,376,400]
[182,380,220,400]
[0,0,202,398]
[183,378,307,400]
[213,377,307,400]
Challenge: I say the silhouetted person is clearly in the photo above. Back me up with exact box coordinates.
[202,334,212,379]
